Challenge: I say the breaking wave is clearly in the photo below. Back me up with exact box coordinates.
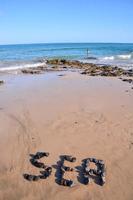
[102,56,115,60]
[102,53,133,61]
[117,54,132,59]
[0,60,46,72]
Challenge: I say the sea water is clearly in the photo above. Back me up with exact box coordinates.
[0,43,133,71]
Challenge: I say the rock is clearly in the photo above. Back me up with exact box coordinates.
[88,158,98,163]
[31,152,49,159]
[21,69,42,74]
[83,175,90,185]
[37,66,46,70]
[86,56,97,60]
[39,167,52,179]
[126,70,133,76]
[101,175,106,185]
[58,74,65,77]
[52,65,59,69]
[98,160,104,165]
[122,79,133,84]
[46,59,60,65]
[59,178,74,187]
[0,80,4,85]
[30,158,46,169]
[60,59,67,64]
[81,70,88,75]
[63,166,74,171]
[63,155,76,162]
[23,174,40,181]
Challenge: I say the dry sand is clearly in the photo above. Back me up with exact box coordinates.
[0,71,133,200]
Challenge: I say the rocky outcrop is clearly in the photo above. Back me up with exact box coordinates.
[21,63,64,74]
[47,59,88,68]
[46,59,133,78]
[81,66,125,77]
[20,59,133,81]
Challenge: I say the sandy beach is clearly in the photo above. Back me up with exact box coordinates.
[0,70,133,200]
[1,0,133,198]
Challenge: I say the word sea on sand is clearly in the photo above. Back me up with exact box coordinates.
[23,152,106,187]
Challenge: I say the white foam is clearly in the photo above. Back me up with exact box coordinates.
[102,53,133,61]
[0,61,46,72]
[102,56,115,60]
[117,54,132,60]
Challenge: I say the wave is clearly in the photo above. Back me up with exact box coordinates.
[117,54,132,59]
[102,53,133,61]
[102,56,115,60]
[0,61,46,72]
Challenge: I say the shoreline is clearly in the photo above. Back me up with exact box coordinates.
[0,58,133,73]
[1,59,133,91]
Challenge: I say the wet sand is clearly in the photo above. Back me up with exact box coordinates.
[0,71,133,200]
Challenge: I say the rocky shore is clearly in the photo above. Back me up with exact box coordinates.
[21,59,133,77]
[20,59,133,86]
[46,59,133,77]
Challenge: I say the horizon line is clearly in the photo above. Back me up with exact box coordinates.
[0,41,133,46]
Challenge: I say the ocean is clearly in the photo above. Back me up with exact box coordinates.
[0,43,133,71]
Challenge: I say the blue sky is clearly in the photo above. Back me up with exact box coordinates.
[0,0,133,44]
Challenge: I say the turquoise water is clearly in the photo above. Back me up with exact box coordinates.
[0,43,133,70]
